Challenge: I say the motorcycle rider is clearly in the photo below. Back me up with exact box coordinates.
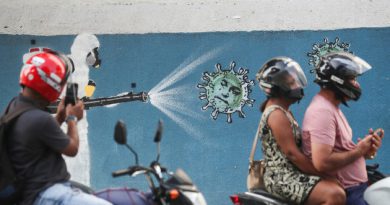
[301,52,384,205]
[4,48,112,205]
[256,57,345,204]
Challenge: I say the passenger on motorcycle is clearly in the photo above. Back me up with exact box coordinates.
[256,57,345,205]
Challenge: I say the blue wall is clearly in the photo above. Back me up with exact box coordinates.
[0,28,389,205]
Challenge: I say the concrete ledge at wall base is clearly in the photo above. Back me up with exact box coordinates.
[0,0,390,35]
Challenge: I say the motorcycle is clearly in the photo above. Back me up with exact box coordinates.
[364,165,390,205]
[229,164,388,205]
[9,120,207,205]
[364,176,390,205]
[93,120,208,205]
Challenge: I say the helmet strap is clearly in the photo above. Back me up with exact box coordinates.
[327,83,350,107]
[338,94,349,107]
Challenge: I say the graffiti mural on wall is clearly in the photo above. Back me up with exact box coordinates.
[63,33,101,186]
[1,28,389,205]
[307,37,352,67]
[197,61,254,123]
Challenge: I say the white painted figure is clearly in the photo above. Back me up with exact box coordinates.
[63,33,100,186]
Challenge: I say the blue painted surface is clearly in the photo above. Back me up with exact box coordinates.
[0,28,389,205]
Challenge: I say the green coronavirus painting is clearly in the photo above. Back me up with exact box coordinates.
[197,61,254,123]
[307,37,352,67]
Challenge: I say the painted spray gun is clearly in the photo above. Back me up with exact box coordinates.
[47,90,149,114]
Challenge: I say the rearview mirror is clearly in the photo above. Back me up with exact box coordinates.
[114,120,127,145]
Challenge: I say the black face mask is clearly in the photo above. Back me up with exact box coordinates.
[333,81,362,102]
[287,88,304,101]
[346,83,362,101]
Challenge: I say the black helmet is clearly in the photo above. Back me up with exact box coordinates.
[314,52,371,101]
[256,57,307,100]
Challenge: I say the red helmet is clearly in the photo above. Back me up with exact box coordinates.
[20,48,73,102]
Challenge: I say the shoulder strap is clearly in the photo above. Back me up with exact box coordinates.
[249,105,283,163]
[1,99,35,125]
[249,105,297,163]
[263,104,295,127]
[249,123,262,163]
[263,105,286,120]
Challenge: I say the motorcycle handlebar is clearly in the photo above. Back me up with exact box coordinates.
[150,161,168,173]
[112,166,144,177]
[112,168,132,177]
[112,166,161,179]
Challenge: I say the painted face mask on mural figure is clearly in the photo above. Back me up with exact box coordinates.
[86,47,101,68]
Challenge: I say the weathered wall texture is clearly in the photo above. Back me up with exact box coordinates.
[0,0,390,35]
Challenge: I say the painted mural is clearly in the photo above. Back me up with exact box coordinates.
[307,37,352,67]
[0,28,389,205]
[197,61,254,123]
[64,33,100,186]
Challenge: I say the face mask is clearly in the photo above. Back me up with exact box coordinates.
[287,88,304,101]
[86,47,101,68]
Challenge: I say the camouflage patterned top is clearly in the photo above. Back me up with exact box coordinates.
[260,105,320,205]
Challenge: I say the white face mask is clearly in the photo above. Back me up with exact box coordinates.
[86,47,100,68]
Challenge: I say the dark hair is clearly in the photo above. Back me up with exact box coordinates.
[259,86,285,112]
[260,98,269,112]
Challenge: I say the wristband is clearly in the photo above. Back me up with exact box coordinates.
[65,115,78,123]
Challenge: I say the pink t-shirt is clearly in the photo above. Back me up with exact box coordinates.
[302,94,367,188]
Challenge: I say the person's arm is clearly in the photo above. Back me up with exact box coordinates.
[61,100,84,157]
[311,138,371,173]
[305,106,374,173]
[268,109,321,176]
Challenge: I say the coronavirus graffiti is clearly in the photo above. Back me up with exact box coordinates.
[307,37,352,67]
[197,61,254,123]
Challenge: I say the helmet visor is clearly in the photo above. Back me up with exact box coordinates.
[279,60,307,90]
[329,53,372,76]
[350,55,372,74]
